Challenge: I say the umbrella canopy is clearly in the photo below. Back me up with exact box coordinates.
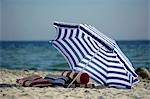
[51,21,138,88]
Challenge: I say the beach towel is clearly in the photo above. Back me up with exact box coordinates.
[44,74,71,86]
[24,78,51,87]
[61,71,89,84]
[16,75,51,87]
[16,75,42,86]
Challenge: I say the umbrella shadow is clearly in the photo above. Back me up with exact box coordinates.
[94,85,106,89]
[0,83,20,88]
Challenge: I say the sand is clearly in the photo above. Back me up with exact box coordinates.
[0,69,150,99]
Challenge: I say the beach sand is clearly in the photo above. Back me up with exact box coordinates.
[0,69,150,99]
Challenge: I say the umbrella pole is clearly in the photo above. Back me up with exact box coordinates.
[67,48,100,88]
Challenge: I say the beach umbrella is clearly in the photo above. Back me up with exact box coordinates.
[50,21,138,88]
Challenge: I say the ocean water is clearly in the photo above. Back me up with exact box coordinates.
[0,41,150,71]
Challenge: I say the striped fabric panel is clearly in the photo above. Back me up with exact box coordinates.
[80,24,115,49]
[52,22,138,88]
[52,31,127,88]
[106,71,138,89]
[77,62,132,88]
[74,62,132,88]
[113,48,139,85]
[75,54,132,88]
[74,66,106,85]
[75,64,133,89]
[81,24,137,76]
[53,42,74,69]
[53,28,122,69]
[84,24,116,46]
[79,25,113,51]
[106,73,131,87]
[64,28,114,59]
[82,24,136,73]
[79,24,138,85]
[114,46,138,77]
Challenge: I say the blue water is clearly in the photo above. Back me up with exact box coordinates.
[0,41,150,71]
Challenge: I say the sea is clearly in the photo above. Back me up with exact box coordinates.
[0,40,150,71]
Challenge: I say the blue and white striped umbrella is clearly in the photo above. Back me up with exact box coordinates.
[51,21,138,88]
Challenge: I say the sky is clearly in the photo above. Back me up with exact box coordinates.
[0,0,149,41]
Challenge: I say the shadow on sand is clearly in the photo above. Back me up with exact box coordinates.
[0,83,19,88]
